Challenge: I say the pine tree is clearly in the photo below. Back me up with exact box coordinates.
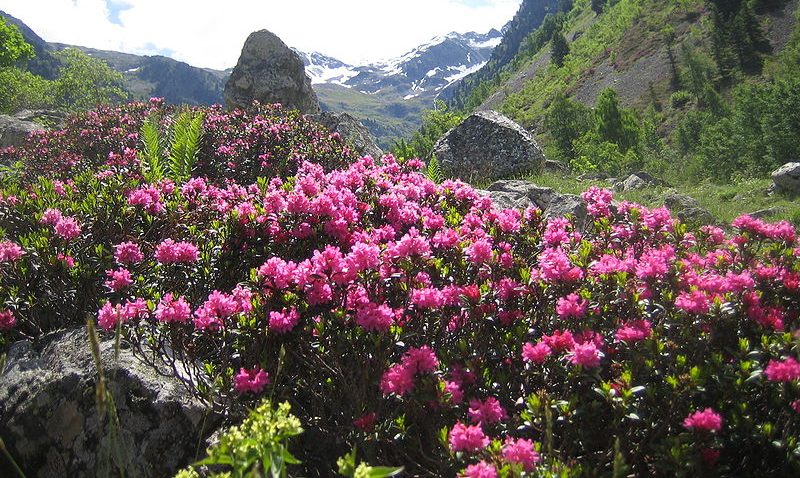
[594,88,639,153]
[550,30,570,67]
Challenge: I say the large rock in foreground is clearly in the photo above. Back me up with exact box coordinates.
[225,30,320,114]
[0,113,43,149]
[772,162,800,195]
[0,328,212,478]
[483,179,588,228]
[432,111,545,182]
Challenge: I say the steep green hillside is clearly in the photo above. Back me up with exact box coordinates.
[449,0,800,184]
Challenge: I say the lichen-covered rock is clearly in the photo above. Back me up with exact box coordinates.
[0,328,214,478]
[771,162,800,195]
[0,113,42,149]
[432,110,545,181]
[224,30,320,114]
[309,111,382,159]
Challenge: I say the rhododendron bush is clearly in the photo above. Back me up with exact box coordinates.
[1,101,800,476]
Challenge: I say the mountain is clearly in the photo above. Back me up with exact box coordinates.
[297,29,502,101]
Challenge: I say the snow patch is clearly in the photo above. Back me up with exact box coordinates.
[469,37,502,49]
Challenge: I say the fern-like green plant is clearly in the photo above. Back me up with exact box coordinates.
[425,154,443,184]
[139,113,165,183]
[168,110,204,183]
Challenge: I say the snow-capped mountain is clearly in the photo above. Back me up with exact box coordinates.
[296,29,502,101]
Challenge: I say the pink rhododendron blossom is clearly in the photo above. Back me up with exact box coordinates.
[269,308,301,333]
[582,186,613,218]
[40,208,62,225]
[539,248,583,282]
[128,185,165,214]
[502,437,540,471]
[449,422,490,452]
[97,299,148,331]
[403,346,439,373]
[379,363,415,396]
[556,293,588,319]
[104,267,132,292]
[355,302,395,332]
[0,240,24,262]
[544,329,576,352]
[54,216,82,240]
[614,320,652,343]
[234,367,269,393]
[443,380,464,404]
[468,397,507,424]
[522,341,552,364]
[568,342,603,368]
[114,241,144,264]
[155,294,192,323]
[460,461,497,478]
[464,238,493,264]
[155,239,199,263]
[635,246,675,280]
[353,412,378,431]
[675,290,711,314]
[764,357,800,382]
[0,309,16,330]
[683,408,723,432]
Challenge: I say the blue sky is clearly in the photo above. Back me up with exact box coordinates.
[0,0,521,69]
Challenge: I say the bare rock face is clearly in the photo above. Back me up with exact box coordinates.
[0,328,214,478]
[432,110,545,182]
[0,113,42,149]
[224,30,320,114]
[309,111,382,159]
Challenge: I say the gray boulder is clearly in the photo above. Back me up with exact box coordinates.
[477,190,534,210]
[484,179,587,228]
[309,111,382,159]
[546,194,588,229]
[771,162,800,195]
[614,171,668,192]
[0,328,214,478]
[225,30,320,114]
[487,180,557,208]
[0,114,42,148]
[664,192,715,225]
[432,110,545,182]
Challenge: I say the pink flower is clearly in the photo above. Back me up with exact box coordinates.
[353,412,378,431]
[460,461,497,478]
[0,309,16,330]
[568,342,602,368]
[114,241,144,264]
[104,267,133,292]
[402,346,439,373]
[155,239,199,263]
[465,238,493,264]
[234,367,270,393]
[764,357,800,382]
[0,240,25,262]
[155,294,192,323]
[614,320,652,343]
[683,408,723,432]
[675,290,710,314]
[502,437,540,471]
[97,299,149,331]
[54,216,82,240]
[380,363,415,396]
[556,293,588,319]
[40,208,62,225]
[468,397,507,425]
[449,422,490,452]
[443,380,464,404]
[539,248,583,282]
[355,302,395,332]
[522,341,552,364]
[582,186,613,218]
[269,308,301,333]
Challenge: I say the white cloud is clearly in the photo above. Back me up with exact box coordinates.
[0,0,521,70]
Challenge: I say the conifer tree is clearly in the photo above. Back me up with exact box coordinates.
[550,29,570,67]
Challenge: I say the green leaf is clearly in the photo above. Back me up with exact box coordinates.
[367,466,405,477]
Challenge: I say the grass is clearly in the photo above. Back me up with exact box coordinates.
[521,171,800,226]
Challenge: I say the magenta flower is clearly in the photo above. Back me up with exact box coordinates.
[568,342,603,368]
[522,341,552,364]
[403,345,439,373]
[155,239,199,263]
[40,208,62,225]
[104,267,133,292]
[114,241,144,264]
[443,380,464,404]
[459,461,497,478]
[0,240,25,262]
[355,302,394,332]
[764,357,800,382]
[54,216,82,240]
[683,408,723,432]
[675,290,711,314]
[234,367,270,394]
[502,437,540,471]
[379,363,415,396]
[0,309,16,330]
[449,422,490,453]
[269,308,301,333]
[468,397,507,425]
[97,298,149,331]
[155,294,192,323]
[556,293,588,319]
[614,320,652,343]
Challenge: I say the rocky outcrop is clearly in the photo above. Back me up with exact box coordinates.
[771,162,800,195]
[0,328,214,478]
[664,192,715,225]
[225,30,320,114]
[0,113,43,148]
[309,111,382,159]
[613,171,669,192]
[432,111,545,182]
[484,179,587,228]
